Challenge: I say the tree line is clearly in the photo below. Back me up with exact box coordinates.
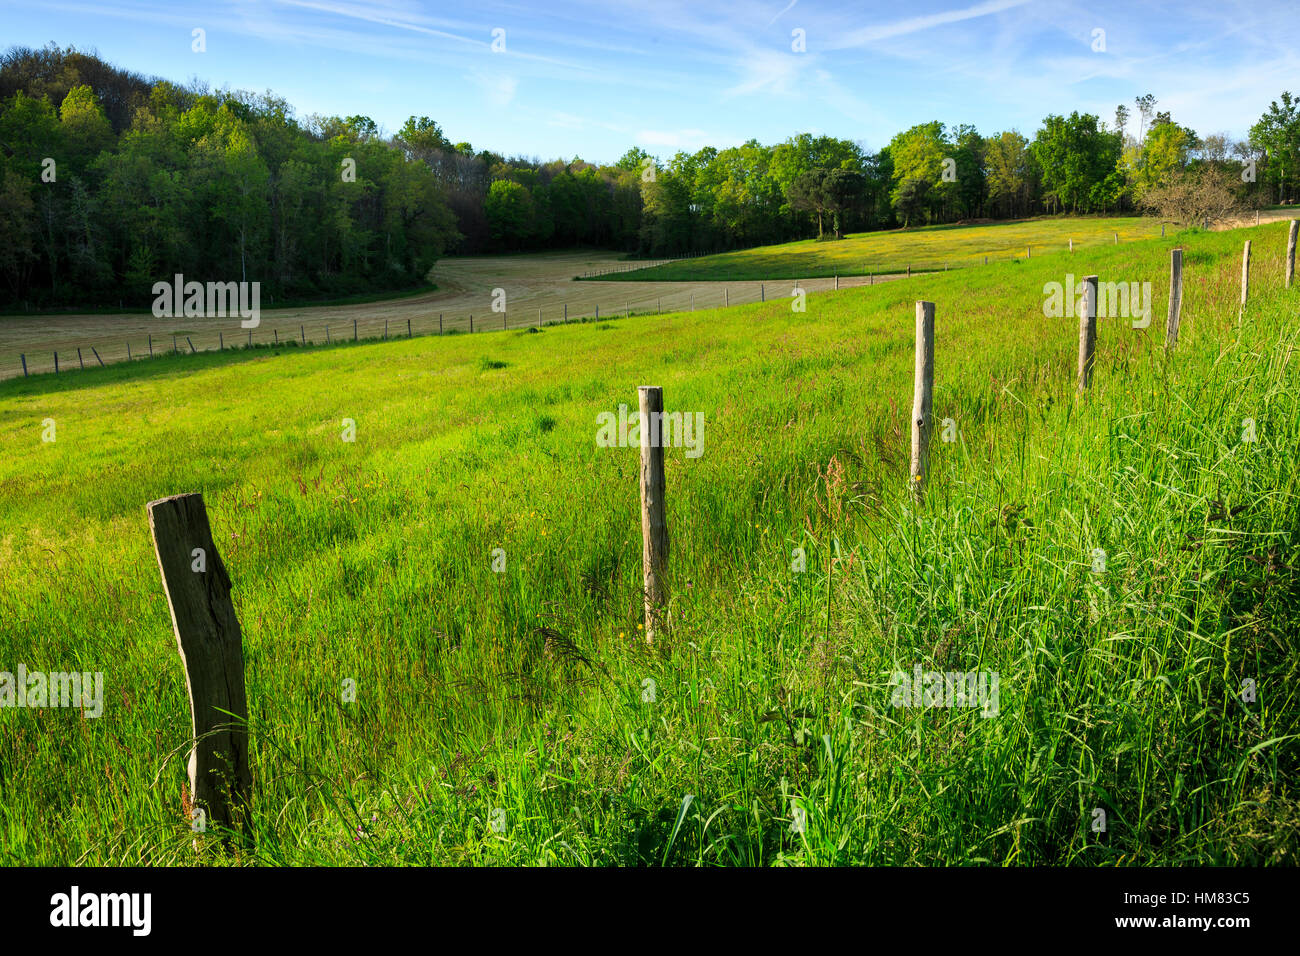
[0,45,1295,309]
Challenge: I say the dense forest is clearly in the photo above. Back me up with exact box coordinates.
[0,45,1295,309]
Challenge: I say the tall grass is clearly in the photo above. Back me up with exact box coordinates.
[0,223,1296,865]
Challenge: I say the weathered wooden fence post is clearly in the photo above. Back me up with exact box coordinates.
[354,319,358,341]
[385,319,389,339]
[910,301,935,503]
[1286,220,1298,289]
[470,314,474,333]
[54,352,59,374]
[148,334,153,357]
[439,314,443,334]
[638,386,669,644]
[20,354,27,376]
[1240,240,1251,321]
[300,325,305,345]
[187,338,196,354]
[1166,248,1183,350]
[760,284,764,302]
[77,348,85,370]
[1078,275,1098,391]
[128,342,132,360]
[274,329,278,345]
[147,492,252,842]
[1027,245,1031,259]
[1113,233,1118,244]
[408,318,412,338]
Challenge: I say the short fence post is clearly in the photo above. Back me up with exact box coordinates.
[1078,275,1098,391]
[910,301,935,503]
[439,314,443,334]
[1166,248,1183,350]
[1113,233,1118,244]
[1161,224,1165,238]
[274,329,278,345]
[907,264,911,277]
[1027,246,1031,259]
[564,304,568,323]
[54,352,59,373]
[325,326,329,344]
[92,347,104,366]
[172,335,177,355]
[354,319,358,341]
[983,255,988,265]
[503,312,507,330]
[408,318,412,338]
[1286,220,1298,289]
[833,275,838,290]
[385,320,389,340]
[149,334,153,357]
[146,492,253,843]
[300,325,305,345]
[187,338,196,354]
[127,343,132,360]
[20,354,27,376]
[760,284,764,302]
[1240,240,1251,321]
[220,332,224,350]
[470,314,474,333]
[78,348,85,370]
[1069,239,1073,253]
[637,385,669,644]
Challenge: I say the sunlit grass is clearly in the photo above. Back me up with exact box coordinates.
[1,222,1297,866]
[610,215,1167,281]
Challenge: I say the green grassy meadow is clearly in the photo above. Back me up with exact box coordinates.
[611,215,1167,281]
[1,221,1298,866]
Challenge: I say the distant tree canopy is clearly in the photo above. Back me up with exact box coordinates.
[0,45,460,308]
[0,45,1294,309]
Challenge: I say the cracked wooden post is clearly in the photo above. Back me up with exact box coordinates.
[1166,248,1183,350]
[911,301,934,503]
[1240,240,1251,321]
[1078,275,1098,391]
[638,386,669,644]
[147,493,252,843]
[1286,220,1297,290]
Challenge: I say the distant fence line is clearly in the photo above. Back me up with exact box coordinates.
[13,222,1300,381]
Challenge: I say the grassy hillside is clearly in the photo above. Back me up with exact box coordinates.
[1,222,1297,865]
[607,215,1167,281]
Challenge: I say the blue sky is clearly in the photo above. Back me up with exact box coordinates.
[4,0,1296,163]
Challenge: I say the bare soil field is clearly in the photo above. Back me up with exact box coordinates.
[0,250,899,380]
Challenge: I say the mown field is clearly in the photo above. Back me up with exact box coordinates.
[611,215,1169,281]
[1,221,1298,866]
